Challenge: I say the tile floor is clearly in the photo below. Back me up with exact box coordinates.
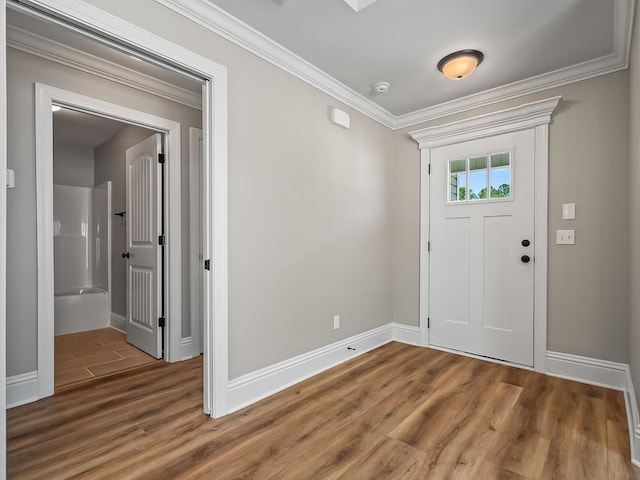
[54,328,159,389]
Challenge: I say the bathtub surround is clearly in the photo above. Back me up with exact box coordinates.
[52,182,111,336]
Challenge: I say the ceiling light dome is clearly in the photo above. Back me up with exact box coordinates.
[437,49,484,80]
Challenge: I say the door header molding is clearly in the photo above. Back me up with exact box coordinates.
[409,96,561,149]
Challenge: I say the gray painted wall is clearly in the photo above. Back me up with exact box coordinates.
[10,0,635,384]
[6,47,201,376]
[53,141,94,187]
[94,125,157,320]
[629,3,640,410]
[393,70,630,363]
[83,0,396,379]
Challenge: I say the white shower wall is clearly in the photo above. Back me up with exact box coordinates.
[53,184,93,292]
[93,182,111,293]
[53,182,112,335]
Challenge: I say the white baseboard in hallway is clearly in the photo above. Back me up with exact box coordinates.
[7,371,38,409]
[228,324,394,413]
[391,323,421,346]
[110,313,126,333]
[546,351,627,390]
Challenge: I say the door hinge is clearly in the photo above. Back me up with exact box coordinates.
[428,241,431,252]
[428,164,431,175]
[427,317,430,329]
[204,259,211,271]
[158,234,166,246]
[158,317,166,328]
[158,153,166,164]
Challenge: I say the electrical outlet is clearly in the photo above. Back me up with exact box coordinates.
[333,315,340,330]
[556,229,575,245]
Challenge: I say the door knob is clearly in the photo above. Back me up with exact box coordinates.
[521,255,530,263]
[122,252,130,259]
[521,239,531,247]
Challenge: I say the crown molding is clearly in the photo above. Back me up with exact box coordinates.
[408,96,561,149]
[160,0,632,130]
[6,24,202,110]
[154,0,397,128]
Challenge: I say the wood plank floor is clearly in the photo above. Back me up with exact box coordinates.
[7,342,638,479]
[54,328,159,389]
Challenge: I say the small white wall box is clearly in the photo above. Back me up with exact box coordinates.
[330,108,350,129]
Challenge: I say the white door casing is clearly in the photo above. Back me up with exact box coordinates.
[189,127,203,359]
[409,96,560,372]
[429,131,534,366]
[20,0,229,417]
[126,133,163,358]
[34,84,182,396]
[0,1,7,474]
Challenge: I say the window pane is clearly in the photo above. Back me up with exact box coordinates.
[468,156,487,201]
[490,153,511,198]
[449,159,466,201]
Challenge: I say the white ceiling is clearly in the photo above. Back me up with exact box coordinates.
[202,0,628,117]
[53,108,128,148]
[7,0,633,129]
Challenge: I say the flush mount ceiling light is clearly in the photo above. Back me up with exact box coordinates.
[437,49,484,80]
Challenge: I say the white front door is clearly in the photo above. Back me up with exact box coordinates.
[429,129,535,366]
[125,133,163,359]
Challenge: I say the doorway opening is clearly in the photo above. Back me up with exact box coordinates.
[35,82,195,398]
[3,0,229,423]
[52,107,168,389]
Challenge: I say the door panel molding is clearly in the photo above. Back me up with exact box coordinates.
[409,96,560,372]
[126,134,163,358]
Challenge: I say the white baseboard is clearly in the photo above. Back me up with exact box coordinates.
[181,336,195,360]
[392,323,421,346]
[228,324,394,413]
[7,371,38,409]
[110,313,126,333]
[624,369,640,467]
[546,351,628,391]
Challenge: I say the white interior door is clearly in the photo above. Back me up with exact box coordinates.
[125,133,163,359]
[429,129,535,366]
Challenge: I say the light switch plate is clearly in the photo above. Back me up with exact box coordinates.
[6,169,14,189]
[556,229,575,245]
[562,203,576,220]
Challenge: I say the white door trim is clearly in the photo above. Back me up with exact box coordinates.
[6,0,229,419]
[35,84,182,394]
[0,2,7,475]
[409,96,560,373]
[188,127,203,359]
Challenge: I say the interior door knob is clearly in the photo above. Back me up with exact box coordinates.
[122,252,130,259]
[521,255,530,263]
